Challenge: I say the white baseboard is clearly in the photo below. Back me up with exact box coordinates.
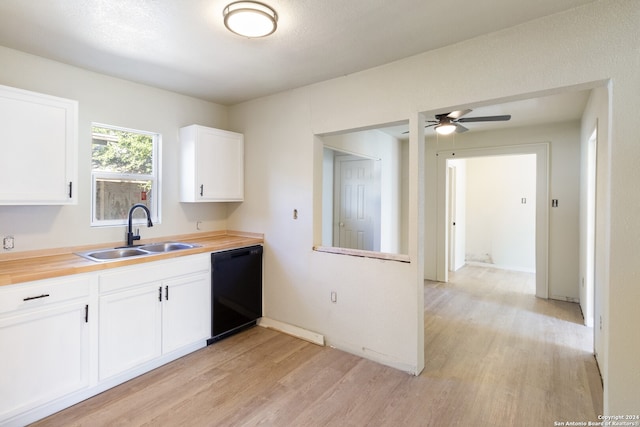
[465,261,535,273]
[258,317,325,346]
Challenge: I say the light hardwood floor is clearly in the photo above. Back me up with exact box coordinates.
[33,265,602,426]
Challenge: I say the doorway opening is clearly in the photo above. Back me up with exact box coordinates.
[447,154,536,287]
[437,143,549,298]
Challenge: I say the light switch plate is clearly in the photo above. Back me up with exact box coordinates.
[3,236,15,250]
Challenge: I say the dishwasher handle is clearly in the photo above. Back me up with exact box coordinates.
[213,246,262,262]
[231,250,252,258]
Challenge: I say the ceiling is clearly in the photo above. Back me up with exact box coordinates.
[0,0,596,106]
[379,89,591,139]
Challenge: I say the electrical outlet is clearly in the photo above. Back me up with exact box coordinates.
[330,291,337,303]
[3,236,15,250]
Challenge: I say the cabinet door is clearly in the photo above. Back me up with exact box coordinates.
[98,284,162,380]
[0,302,89,420]
[179,125,244,202]
[162,272,211,354]
[0,84,77,205]
[196,127,244,201]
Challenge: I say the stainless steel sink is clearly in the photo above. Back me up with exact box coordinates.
[75,242,201,262]
[139,242,198,252]
[77,248,149,261]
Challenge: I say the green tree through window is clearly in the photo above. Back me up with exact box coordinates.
[92,127,153,174]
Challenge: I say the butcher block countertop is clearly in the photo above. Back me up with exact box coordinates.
[0,231,263,287]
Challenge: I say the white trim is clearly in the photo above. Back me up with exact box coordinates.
[258,317,325,346]
[324,144,382,161]
[313,245,410,263]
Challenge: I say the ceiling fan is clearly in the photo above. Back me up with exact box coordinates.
[406,109,511,135]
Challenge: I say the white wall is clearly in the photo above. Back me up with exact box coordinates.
[321,148,334,246]
[465,155,536,272]
[227,89,425,373]
[580,85,611,395]
[0,46,229,252]
[229,0,639,412]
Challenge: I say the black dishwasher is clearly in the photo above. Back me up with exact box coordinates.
[208,245,262,344]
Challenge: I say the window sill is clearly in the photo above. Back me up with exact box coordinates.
[313,246,410,263]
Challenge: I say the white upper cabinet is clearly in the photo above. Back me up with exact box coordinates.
[179,125,244,202]
[0,84,78,205]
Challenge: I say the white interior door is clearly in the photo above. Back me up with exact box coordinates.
[334,156,378,250]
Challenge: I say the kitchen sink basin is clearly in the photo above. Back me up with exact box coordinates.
[75,242,201,262]
[139,242,198,252]
[78,248,149,261]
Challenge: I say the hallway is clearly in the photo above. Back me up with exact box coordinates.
[423,265,602,424]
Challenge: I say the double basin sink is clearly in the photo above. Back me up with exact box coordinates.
[76,242,201,262]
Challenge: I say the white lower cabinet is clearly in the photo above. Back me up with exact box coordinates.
[98,282,163,380]
[98,254,211,381]
[162,273,211,354]
[0,275,91,423]
[0,253,212,427]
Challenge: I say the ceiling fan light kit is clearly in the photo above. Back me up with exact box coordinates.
[435,119,457,135]
[435,123,456,135]
[430,110,511,135]
[223,1,278,38]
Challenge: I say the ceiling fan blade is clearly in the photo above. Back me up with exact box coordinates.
[447,109,472,119]
[402,122,438,133]
[455,124,469,133]
[457,114,511,123]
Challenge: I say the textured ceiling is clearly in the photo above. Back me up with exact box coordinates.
[378,90,591,139]
[0,0,596,105]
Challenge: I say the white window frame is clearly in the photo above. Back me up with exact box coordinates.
[90,123,162,227]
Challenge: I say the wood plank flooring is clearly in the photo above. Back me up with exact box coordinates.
[33,265,602,426]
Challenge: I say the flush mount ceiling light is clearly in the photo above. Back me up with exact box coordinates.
[223,1,278,38]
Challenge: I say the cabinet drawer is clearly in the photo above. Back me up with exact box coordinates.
[0,275,91,315]
[99,254,210,294]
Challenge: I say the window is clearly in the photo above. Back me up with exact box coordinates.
[91,123,161,227]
